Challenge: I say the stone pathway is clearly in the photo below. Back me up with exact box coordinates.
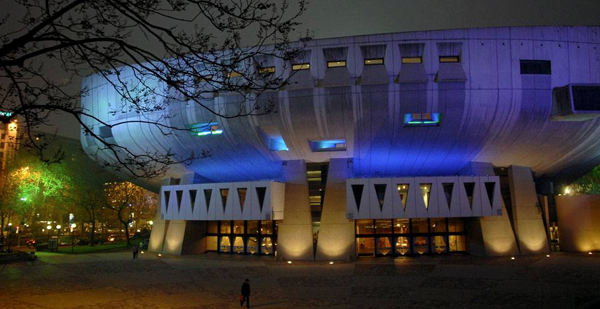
[0,252,599,308]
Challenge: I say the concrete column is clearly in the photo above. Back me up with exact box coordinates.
[148,177,172,253]
[460,162,520,256]
[277,160,314,260]
[508,165,550,254]
[315,158,355,261]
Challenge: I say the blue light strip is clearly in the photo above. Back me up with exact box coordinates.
[190,122,223,136]
[404,113,442,126]
[309,139,347,152]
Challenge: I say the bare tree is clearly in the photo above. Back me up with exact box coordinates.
[0,0,307,178]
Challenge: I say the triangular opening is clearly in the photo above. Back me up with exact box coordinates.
[485,182,496,206]
[164,191,171,213]
[351,184,364,211]
[396,184,409,210]
[420,184,432,209]
[464,182,476,208]
[256,187,267,212]
[220,189,229,212]
[237,188,247,212]
[189,190,197,213]
[374,184,387,211]
[204,189,212,211]
[175,190,183,212]
[442,183,454,206]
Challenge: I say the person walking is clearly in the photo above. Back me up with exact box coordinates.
[132,245,139,259]
[240,278,250,308]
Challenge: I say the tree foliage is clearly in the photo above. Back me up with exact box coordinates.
[104,181,156,245]
[570,165,600,195]
[1,0,307,178]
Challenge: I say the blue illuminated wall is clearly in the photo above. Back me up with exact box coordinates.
[81,26,600,189]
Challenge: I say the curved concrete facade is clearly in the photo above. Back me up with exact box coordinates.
[82,26,600,187]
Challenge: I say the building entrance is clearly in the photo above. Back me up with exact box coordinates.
[355,218,466,256]
[206,220,277,256]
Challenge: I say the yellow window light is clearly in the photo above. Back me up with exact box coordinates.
[364,58,384,65]
[258,67,276,74]
[439,56,460,63]
[401,57,422,64]
[292,63,310,71]
[227,71,242,78]
[327,61,346,68]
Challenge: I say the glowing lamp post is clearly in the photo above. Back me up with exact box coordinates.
[70,224,77,253]
[7,223,12,252]
[56,225,62,250]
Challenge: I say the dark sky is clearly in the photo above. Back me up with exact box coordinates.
[27,0,600,139]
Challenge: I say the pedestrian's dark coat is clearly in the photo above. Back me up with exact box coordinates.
[241,281,250,296]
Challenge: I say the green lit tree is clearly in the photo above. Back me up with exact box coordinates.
[570,165,600,195]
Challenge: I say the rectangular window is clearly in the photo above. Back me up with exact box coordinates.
[190,122,223,136]
[247,221,259,234]
[404,113,442,127]
[308,139,346,152]
[375,220,392,234]
[258,67,276,74]
[207,221,218,234]
[393,219,409,234]
[356,219,374,235]
[439,56,460,63]
[327,60,347,68]
[520,60,551,75]
[364,58,384,65]
[261,221,273,234]
[220,221,231,234]
[292,63,310,71]
[227,71,242,78]
[402,57,423,64]
[411,219,428,233]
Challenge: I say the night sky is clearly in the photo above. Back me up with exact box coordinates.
[9,0,600,139]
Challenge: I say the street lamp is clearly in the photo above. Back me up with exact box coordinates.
[56,225,61,251]
[47,225,52,245]
[70,223,76,253]
[7,223,12,253]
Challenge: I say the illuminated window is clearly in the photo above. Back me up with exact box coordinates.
[308,139,346,152]
[227,71,242,78]
[402,57,422,64]
[292,63,310,71]
[404,113,442,127]
[258,66,276,74]
[190,122,223,136]
[439,56,460,63]
[364,58,384,65]
[327,60,346,68]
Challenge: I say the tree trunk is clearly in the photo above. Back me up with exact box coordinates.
[0,214,4,244]
[117,210,130,246]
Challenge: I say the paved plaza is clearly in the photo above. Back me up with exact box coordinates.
[1,251,599,309]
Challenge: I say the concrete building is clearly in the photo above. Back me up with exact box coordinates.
[81,26,600,259]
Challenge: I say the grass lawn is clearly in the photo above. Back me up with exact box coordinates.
[56,241,134,254]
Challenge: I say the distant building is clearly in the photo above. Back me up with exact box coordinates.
[82,26,600,259]
[0,120,18,170]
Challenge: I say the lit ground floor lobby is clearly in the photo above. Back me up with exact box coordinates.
[1,251,599,309]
